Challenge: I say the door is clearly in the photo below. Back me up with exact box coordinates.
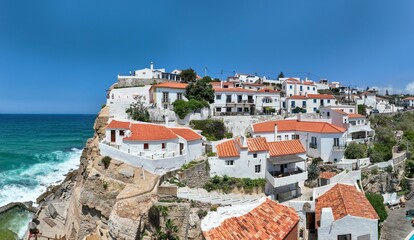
[180,143,184,155]
[306,212,316,231]
[111,130,116,142]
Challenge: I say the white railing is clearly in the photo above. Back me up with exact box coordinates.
[348,123,372,133]
[265,169,307,188]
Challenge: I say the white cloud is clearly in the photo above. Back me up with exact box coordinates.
[406,82,414,94]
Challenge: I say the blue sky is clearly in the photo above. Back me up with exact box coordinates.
[1,1,414,113]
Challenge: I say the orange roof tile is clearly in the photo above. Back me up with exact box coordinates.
[320,172,337,179]
[267,140,305,157]
[315,184,379,228]
[107,120,130,129]
[257,89,280,93]
[169,127,202,141]
[247,137,268,152]
[217,140,240,158]
[152,81,188,89]
[252,120,346,134]
[403,97,414,100]
[348,113,365,119]
[203,199,299,240]
[124,123,178,141]
[331,109,348,115]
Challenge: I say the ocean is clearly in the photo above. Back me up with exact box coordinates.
[0,114,95,239]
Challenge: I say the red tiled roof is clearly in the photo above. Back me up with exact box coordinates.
[320,172,337,179]
[332,109,348,115]
[152,81,188,89]
[213,87,255,93]
[315,184,379,228]
[252,120,346,134]
[203,198,299,240]
[247,137,268,152]
[217,140,240,158]
[124,123,178,141]
[267,140,305,157]
[403,97,414,100]
[348,113,365,119]
[107,120,130,129]
[169,128,202,141]
[257,89,280,93]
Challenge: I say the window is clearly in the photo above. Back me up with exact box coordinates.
[289,85,293,89]
[292,134,299,140]
[291,101,296,107]
[263,98,272,103]
[255,165,261,173]
[226,95,232,103]
[144,143,149,150]
[225,160,234,166]
[253,153,257,158]
[244,107,249,112]
[119,130,125,136]
[216,107,221,112]
[307,86,310,90]
[327,99,331,103]
[237,107,243,112]
[285,135,289,140]
[163,104,168,110]
[302,101,306,107]
[313,108,317,112]
[313,99,317,103]
[223,85,229,88]
[350,109,353,113]
[334,138,339,146]
[300,86,303,91]
[226,107,232,112]
[162,92,169,102]
[216,94,221,100]
[310,137,317,148]
[162,143,166,149]
[313,87,315,91]
[277,136,282,141]
[338,234,351,240]
[177,93,183,100]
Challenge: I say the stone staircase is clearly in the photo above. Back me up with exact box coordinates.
[177,187,265,205]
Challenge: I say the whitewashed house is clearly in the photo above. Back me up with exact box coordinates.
[403,97,414,108]
[118,63,182,81]
[209,136,307,201]
[315,183,379,240]
[282,78,318,97]
[106,86,151,119]
[286,94,337,113]
[251,117,347,162]
[100,120,203,173]
[149,82,188,110]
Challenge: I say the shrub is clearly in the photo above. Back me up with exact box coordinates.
[371,168,378,175]
[125,101,150,122]
[190,119,227,140]
[203,176,266,193]
[172,99,209,119]
[365,192,388,221]
[225,132,233,139]
[148,205,160,228]
[102,156,111,169]
[101,104,106,109]
[206,152,216,157]
[197,209,208,219]
[344,142,367,159]
[400,178,410,192]
[103,181,108,190]
[210,206,218,211]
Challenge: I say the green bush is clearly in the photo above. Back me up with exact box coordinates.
[103,181,108,190]
[172,99,209,119]
[148,205,161,228]
[225,132,233,139]
[365,192,388,221]
[102,156,111,169]
[344,142,367,159]
[406,160,414,178]
[203,175,266,193]
[197,209,208,219]
[400,178,410,192]
[207,152,216,157]
[190,119,227,140]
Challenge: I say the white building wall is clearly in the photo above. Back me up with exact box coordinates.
[187,139,203,161]
[209,150,267,179]
[255,93,282,112]
[123,139,179,156]
[318,215,378,240]
[105,129,127,145]
[107,86,151,119]
[154,88,187,108]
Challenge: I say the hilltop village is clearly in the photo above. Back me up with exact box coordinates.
[28,63,414,240]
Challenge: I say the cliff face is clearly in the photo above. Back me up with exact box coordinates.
[60,106,159,240]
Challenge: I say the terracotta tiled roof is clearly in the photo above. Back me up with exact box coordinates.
[169,128,202,141]
[267,140,305,157]
[152,81,188,89]
[211,82,234,87]
[216,140,240,158]
[107,120,130,129]
[213,87,255,93]
[203,198,299,240]
[315,184,379,228]
[246,137,268,152]
[403,97,414,100]
[252,120,346,134]
[124,123,178,141]
[348,113,365,119]
[332,109,348,115]
[257,89,280,93]
[320,172,337,179]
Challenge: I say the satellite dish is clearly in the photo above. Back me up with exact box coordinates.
[303,202,311,212]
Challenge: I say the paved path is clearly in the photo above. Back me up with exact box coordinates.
[177,187,266,205]
[381,197,414,240]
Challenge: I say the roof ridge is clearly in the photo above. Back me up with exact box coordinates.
[337,184,351,217]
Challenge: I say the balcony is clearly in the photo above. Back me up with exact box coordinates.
[162,98,171,103]
[266,167,307,188]
[332,144,346,151]
[348,123,373,133]
[309,142,317,149]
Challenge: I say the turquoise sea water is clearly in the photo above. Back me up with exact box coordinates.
[0,114,95,239]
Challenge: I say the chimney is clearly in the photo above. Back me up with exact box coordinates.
[221,81,223,89]
[150,62,154,71]
[320,208,334,227]
[297,112,302,122]
[241,135,247,147]
[274,124,278,141]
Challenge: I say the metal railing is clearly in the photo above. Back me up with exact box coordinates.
[268,167,304,178]
[332,144,346,151]
[309,142,317,149]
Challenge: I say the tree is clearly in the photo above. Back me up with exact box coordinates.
[200,76,212,83]
[307,163,319,181]
[358,104,367,115]
[180,68,197,83]
[185,80,215,103]
[344,142,366,159]
[126,98,150,122]
[365,192,388,221]
[277,72,284,79]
